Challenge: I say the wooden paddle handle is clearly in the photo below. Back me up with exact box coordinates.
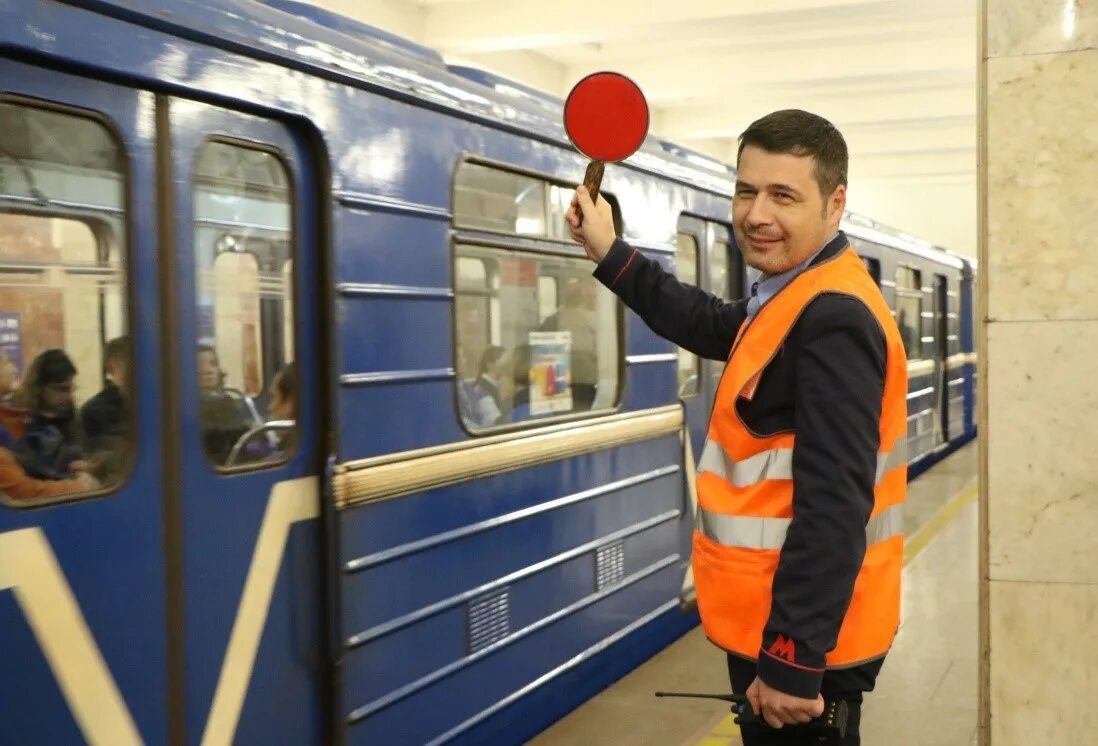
[576,160,605,225]
[583,160,605,204]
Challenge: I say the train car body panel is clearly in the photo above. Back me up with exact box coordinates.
[0,56,168,746]
[165,99,327,745]
[0,1,976,744]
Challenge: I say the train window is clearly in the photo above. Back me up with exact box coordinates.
[453,161,620,241]
[192,141,295,469]
[454,163,548,235]
[0,101,133,505]
[546,185,575,242]
[538,275,559,322]
[455,256,496,378]
[894,266,923,359]
[948,288,961,357]
[675,232,700,398]
[454,244,621,430]
[708,238,733,299]
[860,256,881,286]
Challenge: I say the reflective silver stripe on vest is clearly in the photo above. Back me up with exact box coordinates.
[697,437,908,488]
[697,439,793,488]
[697,502,905,551]
[875,438,908,483]
[696,510,792,551]
[864,502,905,545]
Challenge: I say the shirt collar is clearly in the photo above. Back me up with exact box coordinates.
[746,231,841,320]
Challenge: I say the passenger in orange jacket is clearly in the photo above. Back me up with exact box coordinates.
[0,399,97,501]
[0,446,97,502]
[0,351,98,501]
[568,110,907,745]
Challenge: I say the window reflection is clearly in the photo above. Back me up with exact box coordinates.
[193,142,295,468]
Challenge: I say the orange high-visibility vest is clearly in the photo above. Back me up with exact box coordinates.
[692,246,908,668]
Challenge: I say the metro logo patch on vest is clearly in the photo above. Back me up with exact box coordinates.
[692,247,909,670]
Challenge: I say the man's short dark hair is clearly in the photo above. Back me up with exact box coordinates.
[35,349,77,385]
[275,361,296,400]
[736,109,848,198]
[104,336,129,362]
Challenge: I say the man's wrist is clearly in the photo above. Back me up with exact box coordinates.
[592,239,636,289]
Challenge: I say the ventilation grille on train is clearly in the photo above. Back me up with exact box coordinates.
[595,541,626,590]
[467,589,510,654]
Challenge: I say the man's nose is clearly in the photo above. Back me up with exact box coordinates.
[745,196,773,226]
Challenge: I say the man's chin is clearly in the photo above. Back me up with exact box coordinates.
[745,253,785,275]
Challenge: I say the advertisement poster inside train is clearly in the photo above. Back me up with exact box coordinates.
[528,330,573,415]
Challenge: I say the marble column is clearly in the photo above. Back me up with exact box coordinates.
[980,0,1098,743]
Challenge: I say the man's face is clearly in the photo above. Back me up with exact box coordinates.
[42,378,75,417]
[107,354,127,390]
[198,350,220,390]
[267,377,293,421]
[732,145,845,275]
[0,356,17,394]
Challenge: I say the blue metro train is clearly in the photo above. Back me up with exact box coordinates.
[0,1,976,744]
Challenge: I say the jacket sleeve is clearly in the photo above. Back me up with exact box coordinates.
[593,238,747,361]
[0,447,87,501]
[756,294,887,699]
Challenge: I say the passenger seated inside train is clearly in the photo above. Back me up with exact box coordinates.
[0,348,18,406]
[80,335,130,483]
[498,344,533,425]
[11,349,90,482]
[256,361,297,460]
[469,346,505,427]
[0,349,23,440]
[538,278,597,411]
[197,344,258,465]
[222,361,299,466]
[0,350,97,501]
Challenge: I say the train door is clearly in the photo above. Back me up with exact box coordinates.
[673,218,707,460]
[163,98,327,745]
[0,61,167,744]
[934,274,950,443]
[674,216,738,462]
[704,222,739,399]
[673,217,736,603]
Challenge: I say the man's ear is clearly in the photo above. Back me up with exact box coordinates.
[828,184,847,224]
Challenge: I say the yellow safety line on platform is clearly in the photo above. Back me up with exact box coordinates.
[904,480,978,566]
[694,479,979,744]
[696,711,741,745]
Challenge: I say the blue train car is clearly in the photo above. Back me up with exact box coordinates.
[0,1,975,744]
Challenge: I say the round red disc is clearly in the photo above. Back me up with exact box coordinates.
[564,71,649,162]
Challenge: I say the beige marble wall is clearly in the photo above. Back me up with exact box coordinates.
[981,0,1098,743]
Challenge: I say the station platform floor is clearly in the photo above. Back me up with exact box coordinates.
[530,441,979,746]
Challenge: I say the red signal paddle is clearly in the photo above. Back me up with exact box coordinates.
[563,71,649,222]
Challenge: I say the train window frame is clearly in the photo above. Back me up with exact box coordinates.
[947,284,961,357]
[894,264,924,360]
[451,156,627,438]
[451,238,625,436]
[860,255,882,286]
[674,231,700,399]
[706,234,734,300]
[0,95,138,508]
[451,156,624,242]
[190,136,299,474]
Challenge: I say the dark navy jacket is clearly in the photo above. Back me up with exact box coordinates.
[594,231,888,699]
